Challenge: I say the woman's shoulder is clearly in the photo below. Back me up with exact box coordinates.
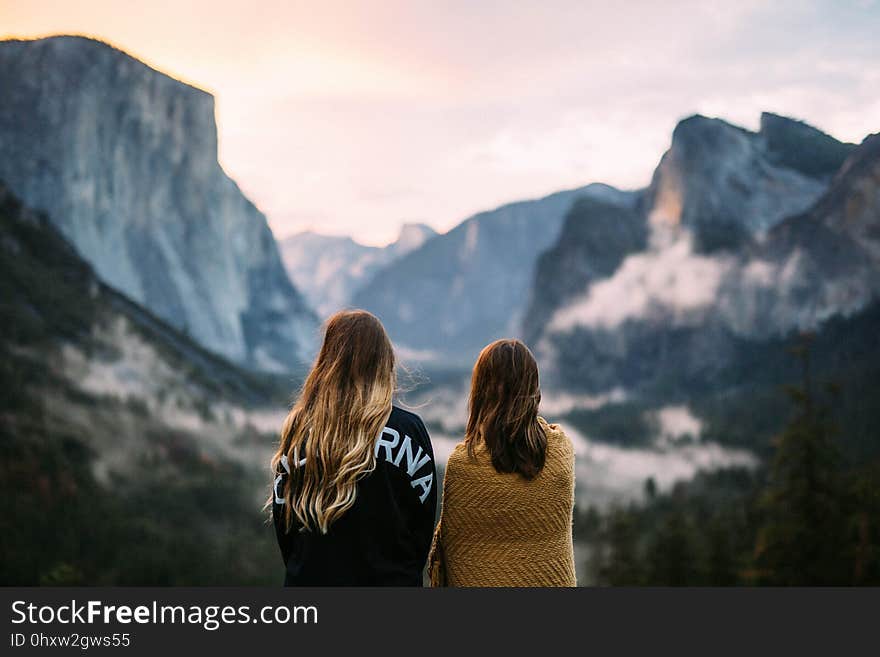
[388,405,432,449]
[538,417,574,457]
[446,440,489,475]
[448,441,471,464]
[389,404,427,432]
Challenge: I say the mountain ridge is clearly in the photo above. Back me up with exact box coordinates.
[644,113,830,251]
[279,222,437,318]
[352,183,637,362]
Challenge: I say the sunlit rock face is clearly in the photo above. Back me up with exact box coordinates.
[0,36,316,371]
[280,223,436,319]
[645,114,830,251]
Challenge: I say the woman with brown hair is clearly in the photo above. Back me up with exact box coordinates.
[270,310,436,586]
[428,338,576,587]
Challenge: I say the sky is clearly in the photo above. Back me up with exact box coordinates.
[2,0,879,245]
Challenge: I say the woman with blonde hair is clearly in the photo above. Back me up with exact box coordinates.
[429,338,576,587]
[271,310,436,585]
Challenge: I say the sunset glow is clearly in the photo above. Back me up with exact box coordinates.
[3,0,878,244]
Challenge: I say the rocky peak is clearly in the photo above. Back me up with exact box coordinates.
[771,132,880,266]
[759,112,855,179]
[391,222,437,256]
[645,113,827,251]
[279,222,435,318]
[522,193,647,345]
[0,36,316,370]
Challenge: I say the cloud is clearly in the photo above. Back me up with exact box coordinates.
[407,376,756,509]
[559,422,757,508]
[538,388,630,416]
[652,405,703,446]
[548,230,733,332]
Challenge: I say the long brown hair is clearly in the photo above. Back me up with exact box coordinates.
[465,339,547,479]
[270,310,396,534]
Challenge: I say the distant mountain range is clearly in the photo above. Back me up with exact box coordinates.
[2,35,876,394]
[279,223,436,318]
[0,36,316,371]
[347,111,875,379]
[352,183,636,363]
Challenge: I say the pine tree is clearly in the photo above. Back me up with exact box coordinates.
[753,335,849,584]
[705,514,740,586]
[598,509,644,585]
[646,509,705,585]
[847,462,880,585]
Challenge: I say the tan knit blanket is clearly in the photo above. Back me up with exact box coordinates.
[428,418,577,587]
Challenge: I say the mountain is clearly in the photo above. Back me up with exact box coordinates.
[768,131,880,265]
[529,114,877,392]
[760,112,857,179]
[392,222,438,255]
[0,36,316,371]
[279,222,436,318]
[352,183,635,363]
[742,131,880,333]
[522,193,647,345]
[0,181,289,584]
[645,113,835,251]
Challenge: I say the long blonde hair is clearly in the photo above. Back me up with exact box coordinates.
[271,310,396,534]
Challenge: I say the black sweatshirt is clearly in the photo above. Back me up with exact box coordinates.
[272,406,437,586]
